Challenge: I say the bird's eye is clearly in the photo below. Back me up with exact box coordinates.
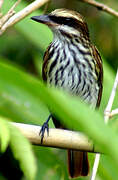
[64,18,72,25]
[65,18,71,22]
[58,17,72,25]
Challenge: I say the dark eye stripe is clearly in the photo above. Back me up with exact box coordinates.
[48,15,77,28]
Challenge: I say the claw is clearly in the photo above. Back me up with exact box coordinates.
[39,114,52,144]
[39,122,49,144]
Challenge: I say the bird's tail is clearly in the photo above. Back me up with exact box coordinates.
[68,150,89,178]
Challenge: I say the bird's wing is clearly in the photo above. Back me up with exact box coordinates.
[42,44,51,81]
[91,45,103,107]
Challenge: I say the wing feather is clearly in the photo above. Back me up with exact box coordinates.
[91,45,103,107]
[42,45,51,81]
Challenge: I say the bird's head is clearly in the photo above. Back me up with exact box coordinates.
[31,9,89,40]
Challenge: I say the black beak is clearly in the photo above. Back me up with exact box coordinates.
[31,15,51,25]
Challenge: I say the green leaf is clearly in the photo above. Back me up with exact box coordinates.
[98,155,118,180]
[0,115,36,180]
[0,117,10,152]
[9,123,37,180]
[0,59,118,175]
[34,147,67,180]
[0,57,49,124]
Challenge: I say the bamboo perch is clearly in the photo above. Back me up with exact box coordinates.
[11,122,100,153]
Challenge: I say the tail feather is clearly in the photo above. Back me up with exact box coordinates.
[68,150,89,178]
[52,116,89,178]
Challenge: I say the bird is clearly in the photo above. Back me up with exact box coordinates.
[31,8,103,178]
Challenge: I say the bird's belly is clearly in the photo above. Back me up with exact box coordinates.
[47,64,99,107]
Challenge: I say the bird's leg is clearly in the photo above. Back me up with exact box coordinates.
[39,114,52,144]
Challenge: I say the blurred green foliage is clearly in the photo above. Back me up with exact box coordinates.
[0,0,118,180]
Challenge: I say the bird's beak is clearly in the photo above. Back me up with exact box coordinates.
[31,15,52,26]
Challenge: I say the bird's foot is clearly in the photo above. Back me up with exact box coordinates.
[39,114,52,144]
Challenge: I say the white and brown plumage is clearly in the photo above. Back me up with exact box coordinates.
[31,8,103,178]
